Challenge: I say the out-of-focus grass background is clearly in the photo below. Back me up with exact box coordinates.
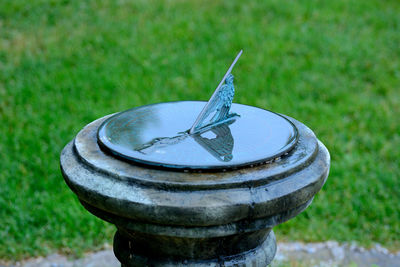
[0,0,399,261]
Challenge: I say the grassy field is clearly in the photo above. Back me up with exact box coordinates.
[0,0,399,261]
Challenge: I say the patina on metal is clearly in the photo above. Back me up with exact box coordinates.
[97,51,298,171]
[189,50,242,134]
[97,102,298,170]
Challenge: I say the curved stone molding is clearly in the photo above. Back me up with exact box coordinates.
[60,113,330,266]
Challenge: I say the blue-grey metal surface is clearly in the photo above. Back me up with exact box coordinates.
[189,50,242,134]
[97,101,298,170]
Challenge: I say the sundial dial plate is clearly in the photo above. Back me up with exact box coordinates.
[97,101,298,170]
[98,51,298,171]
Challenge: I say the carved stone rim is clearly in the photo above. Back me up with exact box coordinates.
[72,110,317,190]
[60,138,329,226]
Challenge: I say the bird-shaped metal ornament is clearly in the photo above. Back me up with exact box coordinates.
[189,50,242,134]
[134,50,243,160]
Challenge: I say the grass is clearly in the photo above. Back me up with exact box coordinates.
[0,0,399,261]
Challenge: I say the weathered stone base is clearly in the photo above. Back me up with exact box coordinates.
[113,230,277,267]
[61,114,330,267]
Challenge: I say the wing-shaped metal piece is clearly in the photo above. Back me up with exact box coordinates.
[189,50,242,134]
[131,51,243,157]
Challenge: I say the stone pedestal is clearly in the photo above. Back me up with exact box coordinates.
[60,115,330,266]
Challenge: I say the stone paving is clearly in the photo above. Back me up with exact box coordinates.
[272,241,400,267]
[1,242,399,267]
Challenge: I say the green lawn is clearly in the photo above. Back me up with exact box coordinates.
[0,0,399,261]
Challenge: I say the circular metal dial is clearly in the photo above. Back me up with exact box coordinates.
[97,101,298,171]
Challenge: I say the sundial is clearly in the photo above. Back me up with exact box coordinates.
[97,51,299,170]
[61,50,330,267]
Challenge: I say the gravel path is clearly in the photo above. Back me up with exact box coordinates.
[2,242,399,267]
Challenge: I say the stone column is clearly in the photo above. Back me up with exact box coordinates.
[60,115,329,266]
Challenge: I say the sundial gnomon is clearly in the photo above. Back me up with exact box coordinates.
[98,51,299,170]
[131,51,242,160]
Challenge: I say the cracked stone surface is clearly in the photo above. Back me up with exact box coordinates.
[2,242,399,267]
